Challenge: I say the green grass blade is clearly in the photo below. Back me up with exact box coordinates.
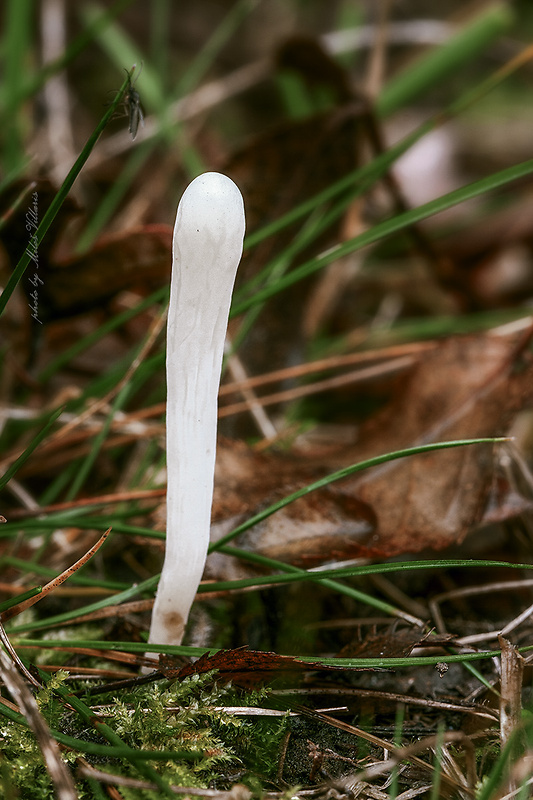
[232,157,533,315]
[2,0,33,171]
[14,637,533,669]
[64,382,132,501]
[475,725,531,800]
[0,586,41,615]
[0,514,161,538]
[1,0,133,108]
[173,0,257,99]
[360,307,533,348]
[389,703,405,800]
[0,406,63,492]
[241,41,531,256]
[150,0,170,84]
[80,2,165,111]
[0,71,131,319]
[240,121,427,253]
[74,144,151,253]
[0,180,36,233]
[37,286,167,381]
[376,4,513,117]
[218,544,422,624]
[8,575,158,633]
[0,557,126,590]
[210,437,509,551]
[10,556,529,635]
[429,724,444,800]
[198,558,533,596]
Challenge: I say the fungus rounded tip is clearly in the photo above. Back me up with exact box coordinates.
[175,172,245,243]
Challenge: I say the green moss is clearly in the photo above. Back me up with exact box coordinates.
[0,669,291,797]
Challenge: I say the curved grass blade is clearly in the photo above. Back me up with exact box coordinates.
[0,556,126,590]
[476,722,533,800]
[38,286,167,381]
[11,556,532,636]
[1,529,111,623]
[210,437,509,551]
[198,557,533,596]
[217,544,423,626]
[5,439,510,632]
[2,0,33,171]
[0,0,133,109]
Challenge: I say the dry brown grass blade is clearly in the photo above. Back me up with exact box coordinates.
[1,343,432,472]
[347,729,475,784]
[225,336,278,439]
[219,341,434,396]
[18,432,159,476]
[274,687,498,722]
[0,309,167,477]
[295,705,475,796]
[7,488,166,520]
[47,308,167,448]
[18,643,156,669]
[38,664,135,679]
[0,694,21,714]
[47,598,153,628]
[364,0,392,98]
[0,648,78,800]
[430,578,533,635]
[77,760,253,798]
[219,355,415,418]
[1,527,111,622]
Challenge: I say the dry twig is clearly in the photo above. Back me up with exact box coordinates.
[0,648,77,799]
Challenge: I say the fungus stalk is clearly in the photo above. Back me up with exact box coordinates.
[148,172,245,648]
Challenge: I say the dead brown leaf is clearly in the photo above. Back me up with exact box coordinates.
[337,627,456,659]
[0,175,171,324]
[339,324,533,556]
[205,440,376,576]
[151,326,533,578]
[159,646,369,687]
[229,488,375,568]
[44,224,171,319]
